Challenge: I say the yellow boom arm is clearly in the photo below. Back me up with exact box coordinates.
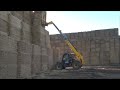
[65,40,84,64]
[46,21,85,64]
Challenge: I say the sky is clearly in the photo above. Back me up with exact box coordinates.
[45,11,120,35]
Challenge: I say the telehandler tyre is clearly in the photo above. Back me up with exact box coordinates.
[72,60,82,70]
[55,62,63,70]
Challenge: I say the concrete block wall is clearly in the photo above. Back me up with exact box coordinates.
[0,11,53,79]
[50,28,120,66]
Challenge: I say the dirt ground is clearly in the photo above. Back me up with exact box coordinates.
[32,66,120,79]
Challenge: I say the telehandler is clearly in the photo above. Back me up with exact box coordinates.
[45,21,85,70]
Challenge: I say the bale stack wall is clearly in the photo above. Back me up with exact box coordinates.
[0,11,53,79]
[50,28,120,66]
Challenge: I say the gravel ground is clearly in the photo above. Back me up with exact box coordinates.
[32,66,120,79]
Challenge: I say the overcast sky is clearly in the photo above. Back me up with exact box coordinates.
[45,11,120,35]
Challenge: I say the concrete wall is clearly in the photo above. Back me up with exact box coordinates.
[0,11,53,79]
[50,28,120,66]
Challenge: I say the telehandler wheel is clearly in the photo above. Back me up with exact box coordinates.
[72,60,82,70]
[55,62,63,70]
